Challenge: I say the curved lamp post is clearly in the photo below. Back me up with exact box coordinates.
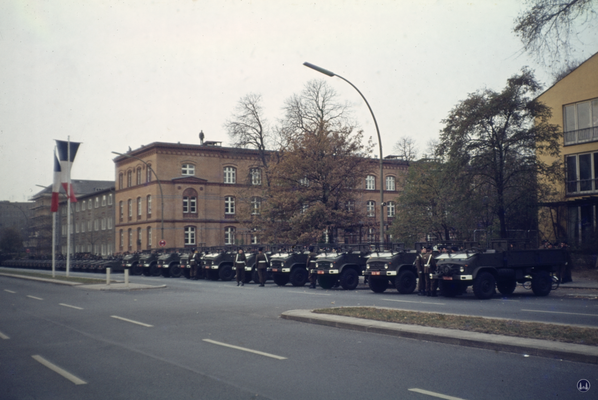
[112,152,164,240]
[303,62,385,245]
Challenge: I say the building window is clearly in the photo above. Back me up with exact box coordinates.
[367,200,376,217]
[251,234,258,244]
[387,201,396,217]
[94,219,99,231]
[128,199,132,220]
[119,201,123,221]
[147,195,152,215]
[75,203,80,212]
[119,230,124,250]
[82,201,86,211]
[251,197,261,215]
[224,166,236,184]
[386,176,396,191]
[88,199,93,210]
[182,164,195,176]
[137,197,142,217]
[567,151,598,194]
[127,171,132,187]
[147,165,152,182]
[95,197,99,208]
[224,226,235,245]
[182,188,198,214]
[184,226,196,245]
[250,168,262,185]
[107,217,112,229]
[147,227,152,248]
[128,229,133,251]
[108,193,113,205]
[87,220,92,231]
[225,196,235,215]
[367,228,376,243]
[564,98,598,145]
[299,177,309,187]
[366,175,376,190]
[136,167,142,185]
[137,228,142,248]
[346,201,355,212]
[102,195,107,206]
[119,173,123,190]
[81,222,85,233]
[101,217,106,230]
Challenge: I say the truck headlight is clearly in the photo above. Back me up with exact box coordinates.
[460,267,464,273]
[385,264,389,269]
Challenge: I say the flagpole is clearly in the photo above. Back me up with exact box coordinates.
[66,136,71,277]
[52,208,56,278]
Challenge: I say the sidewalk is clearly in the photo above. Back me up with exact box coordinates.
[281,309,598,365]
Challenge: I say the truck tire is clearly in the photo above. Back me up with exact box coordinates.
[395,270,417,294]
[169,263,182,278]
[252,269,260,284]
[131,263,142,276]
[531,272,552,296]
[273,274,289,286]
[368,277,388,293]
[439,280,460,297]
[219,264,234,281]
[318,275,337,289]
[290,267,308,287]
[149,263,161,277]
[340,269,359,290]
[209,269,219,280]
[243,270,253,284]
[496,279,517,295]
[473,272,495,300]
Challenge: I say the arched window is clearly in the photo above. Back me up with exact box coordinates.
[127,171,132,187]
[183,188,198,214]
[146,165,152,182]
[367,200,376,217]
[224,226,236,245]
[386,176,396,191]
[224,166,236,184]
[147,227,152,248]
[119,229,123,250]
[366,175,376,190]
[136,167,142,185]
[118,173,123,190]
[128,199,132,220]
[147,195,152,215]
[128,229,133,251]
[225,196,235,215]
[137,197,142,218]
[119,201,123,221]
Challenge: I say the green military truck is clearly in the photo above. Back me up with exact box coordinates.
[202,249,236,281]
[433,248,567,299]
[313,246,370,290]
[364,249,419,294]
[157,251,181,277]
[269,249,311,287]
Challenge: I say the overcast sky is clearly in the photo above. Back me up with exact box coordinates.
[1,0,597,202]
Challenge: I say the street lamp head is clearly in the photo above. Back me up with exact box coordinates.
[303,62,335,77]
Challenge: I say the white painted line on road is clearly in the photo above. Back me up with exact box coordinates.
[293,291,331,296]
[408,388,466,400]
[0,330,10,340]
[383,299,445,305]
[59,303,83,310]
[27,295,43,300]
[203,339,287,360]
[31,355,87,385]
[521,309,598,317]
[110,315,153,327]
[4,289,16,293]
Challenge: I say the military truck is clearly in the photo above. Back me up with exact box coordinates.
[139,252,160,276]
[122,253,142,275]
[365,249,419,293]
[269,248,310,286]
[202,249,236,281]
[433,248,567,299]
[312,246,370,290]
[157,251,181,277]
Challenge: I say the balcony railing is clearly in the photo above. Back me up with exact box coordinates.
[564,126,598,146]
[566,179,598,195]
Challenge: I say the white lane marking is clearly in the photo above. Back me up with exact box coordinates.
[292,291,331,296]
[0,330,10,340]
[110,315,153,327]
[4,289,16,293]
[383,298,445,305]
[203,339,287,360]
[521,309,598,317]
[31,355,87,385]
[59,303,83,310]
[408,388,466,399]
[27,295,43,300]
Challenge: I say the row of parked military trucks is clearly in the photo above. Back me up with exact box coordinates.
[2,241,568,299]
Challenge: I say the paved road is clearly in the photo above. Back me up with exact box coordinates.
[1,272,597,399]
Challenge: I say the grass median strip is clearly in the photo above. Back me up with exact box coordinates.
[313,307,598,346]
[0,270,109,285]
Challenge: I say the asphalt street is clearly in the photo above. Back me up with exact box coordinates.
[1,270,597,399]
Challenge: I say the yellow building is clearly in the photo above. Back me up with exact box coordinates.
[538,51,598,247]
[113,141,408,252]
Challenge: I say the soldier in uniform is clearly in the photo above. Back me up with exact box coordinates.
[256,247,269,287]
[423,246,438,296]
[190,249,199,280]
[235,248,247,286]
[415,247,427,296]
[307,246,318,289]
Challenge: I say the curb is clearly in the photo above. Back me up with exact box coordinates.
[0,272,166,290]
[0,272,83,286]
[281,309,598,365]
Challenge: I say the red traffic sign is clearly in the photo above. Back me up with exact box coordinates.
[159,240,166,247]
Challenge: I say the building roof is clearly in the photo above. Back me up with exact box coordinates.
[31,180,114,201]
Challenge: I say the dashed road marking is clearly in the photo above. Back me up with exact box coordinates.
[4,289,16,293]
[408,388,466,399]
[0,330,10,340]
[383,298,445,305]
[59,303,83,310]
[110,315,153,327]
[27,295,43,301]
[292,291,331,296]
[32,355,87,385]
[521,309,598,317]
[203,339,287,360]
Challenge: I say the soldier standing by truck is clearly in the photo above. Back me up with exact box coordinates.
[235,248,247,286]
[416,247,427,296]
[190,249,201,280]
[256,247,269,287]
[307,246,318,289]
[423,246,438,296]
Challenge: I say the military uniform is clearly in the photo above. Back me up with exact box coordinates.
[256,248,269,287]
[307,247,318,289]
[190,250,201,280]
[415,249,427,296]
[423,250,438,296]
[235,250,247,286]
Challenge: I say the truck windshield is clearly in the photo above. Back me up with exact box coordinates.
[368,252,394,258]
[436,253,470,260]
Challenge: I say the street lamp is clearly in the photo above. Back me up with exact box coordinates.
[112,152,164,240]
[303,62,386,246]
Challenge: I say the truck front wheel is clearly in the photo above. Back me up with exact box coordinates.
[531,272,552,296]
[149,263,161,277]
[368,277,388,293]
[273,274,289,286]
[131,263,142,275]
[219,264,234,281]
[340,269,359,290]
[395,270,417,294]
[290,268,308,286]
[318,275,337,289]
[473,272,495,300]
[169,263,183,278]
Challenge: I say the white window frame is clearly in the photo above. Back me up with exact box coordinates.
[224,166,236,184]
[182,164,195,176]
[367,200,376,217]
[224,226,235,245]
[225,196,235,215]
[366,175,376,190]
[250,168,262,185]
[386,176,396,191]
[185,226,196,245]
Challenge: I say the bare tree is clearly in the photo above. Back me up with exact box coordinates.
[514,0,597,67]
[392,136,418,161]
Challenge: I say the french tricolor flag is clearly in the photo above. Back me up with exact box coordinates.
[51,153,61,212]
[55,139,81,205]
